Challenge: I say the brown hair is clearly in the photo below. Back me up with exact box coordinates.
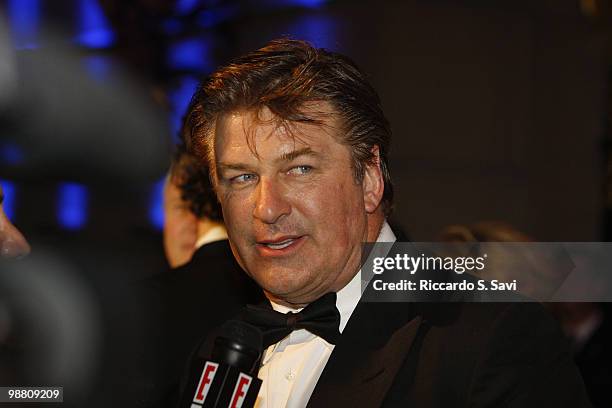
[184,38,394,215]
[169,143,222,222]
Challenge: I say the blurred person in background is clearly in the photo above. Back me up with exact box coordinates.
[439,221,611,407]
[0,183,30,259]
[163,144,227,268]
[438,221,534,243]
[439,221,568,300]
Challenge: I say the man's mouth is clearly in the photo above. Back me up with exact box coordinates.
[255,236,306,256]
[262,238,295,249]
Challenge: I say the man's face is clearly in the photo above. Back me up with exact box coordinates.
[213,105,381,305]
[163,177,198,268]
[0,184,30,259]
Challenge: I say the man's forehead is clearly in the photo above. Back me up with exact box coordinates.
[214,105,340,159]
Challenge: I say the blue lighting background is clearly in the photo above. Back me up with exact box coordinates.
[1,0,336,232]
[56,182,89,230]
[0,179,16,221]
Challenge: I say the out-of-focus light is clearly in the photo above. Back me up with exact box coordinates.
[286,0,328,8]
[175,0,200,15]
[169,76,200,140]
[263,0,328,9]
[286,14,338,50]
[82,55,114,81]
[76,0,115,49]
[57,182,89,230]
[197,5,238,28]
[7,0,40,49]
[167,37,214,72]
[197,10,223,28]
[149,177,165,231]
[0,180,17,221]
[161,18,184,35]
[0,142,24,165]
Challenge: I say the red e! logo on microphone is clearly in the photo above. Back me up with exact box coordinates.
[192,362,219,404]
[229,373,252,408]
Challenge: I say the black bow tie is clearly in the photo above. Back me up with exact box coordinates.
[239,292,341,348]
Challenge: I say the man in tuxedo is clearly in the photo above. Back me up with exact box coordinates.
[179,39,591,407]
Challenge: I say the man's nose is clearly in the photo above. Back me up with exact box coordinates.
[0,214,31,259]
[253,179,291,224]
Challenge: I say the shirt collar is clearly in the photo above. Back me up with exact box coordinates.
[336,221,396,333]
[194,225,228,249]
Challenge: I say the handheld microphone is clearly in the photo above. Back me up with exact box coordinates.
[179,320,263,408]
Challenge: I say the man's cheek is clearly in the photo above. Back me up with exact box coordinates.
[222,201,247,228]
[297,187,331,216]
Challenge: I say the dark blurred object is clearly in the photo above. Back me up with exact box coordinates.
[548,302,612,408]
[0,11,174,406]
[0,13,170,184]
[0,253,101,400]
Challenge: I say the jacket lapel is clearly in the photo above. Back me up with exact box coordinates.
[307,299,423,408]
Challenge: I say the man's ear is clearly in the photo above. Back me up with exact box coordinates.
[362,145,384,214]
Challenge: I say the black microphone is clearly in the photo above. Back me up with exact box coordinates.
[179,320,263,408]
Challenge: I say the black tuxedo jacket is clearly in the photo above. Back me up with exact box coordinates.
[303,247,592,408]
[305,299,590,407]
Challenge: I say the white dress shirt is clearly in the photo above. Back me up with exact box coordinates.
[255,222,397,408]
[194,225,228,249]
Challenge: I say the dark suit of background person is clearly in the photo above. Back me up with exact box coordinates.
[136,239,263,407]
[554,302,612,408]
[438,221,608,407]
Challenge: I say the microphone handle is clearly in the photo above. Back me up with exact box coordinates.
[179,358,261,408]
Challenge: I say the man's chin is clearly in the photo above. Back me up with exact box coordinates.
[258,277,315,304]
[261,282,308,299]
[263,289,321,308]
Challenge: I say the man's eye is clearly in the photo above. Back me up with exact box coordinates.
[230,174,257,184]
[287,165,313,175]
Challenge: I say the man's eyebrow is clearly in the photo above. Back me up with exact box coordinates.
[217,163,253,173]
[217,148,320,173]
[277,147,320,163]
